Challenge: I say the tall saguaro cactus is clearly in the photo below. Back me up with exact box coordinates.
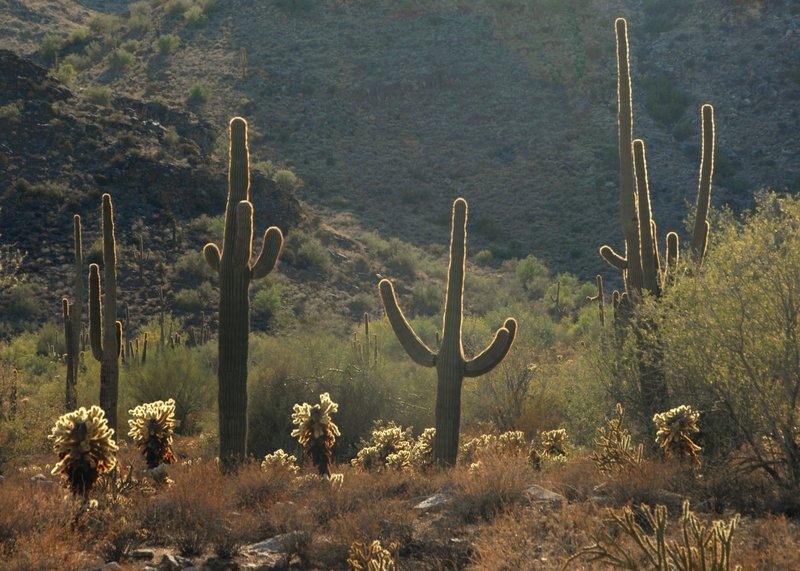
[63,214,83,410]
[203,117,284,465]
[599,19,715,300]
[379,198,517,466]
[598,18,715,420]
[89,194,122,434]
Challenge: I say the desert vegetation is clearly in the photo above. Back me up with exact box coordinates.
[1,2,799,570]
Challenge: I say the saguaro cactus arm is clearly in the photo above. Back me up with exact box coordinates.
[692,104,715,265]
[378,279,436,367]
[203,243,221,272]
[232,201,254,268]
[633,139,659,295]
[464,318,517,377]
[251,226,284,279]
[600,245,628,270]
[89,263,103,361]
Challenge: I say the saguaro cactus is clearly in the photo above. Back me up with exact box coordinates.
[89,194,122,434]
[203,117,284,465]
[599,19,715,299]
[379,198,517,466]
[63,215,83,411]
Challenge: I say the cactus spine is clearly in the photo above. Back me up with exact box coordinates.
[89,194,122,434]
[379,198,517,466]
[63,215,83,410]
[203,117,284,465]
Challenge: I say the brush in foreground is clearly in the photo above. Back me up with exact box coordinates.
[49,405,118,497]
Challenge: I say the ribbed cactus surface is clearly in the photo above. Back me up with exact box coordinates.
[204,117,283,465]
[380,198,516,466]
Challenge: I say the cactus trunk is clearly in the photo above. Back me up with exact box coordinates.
[204,117,284,468]
[380,198,516,466]
[90,195,121,434]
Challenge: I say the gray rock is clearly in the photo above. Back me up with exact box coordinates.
[158,554,194,570]
[414,492,452,511]
[102,563,123,571]
[131,549,155,561]
[246,531,305,555]
[523,484,566,506]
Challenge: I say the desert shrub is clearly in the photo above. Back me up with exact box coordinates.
[274,169,301,193]
[67,27,89,45]
[659,192,800,492]
[173,282,215,312]
[183,6,207,26]
[106,47,134,71]
[2,284,38,322]
[162,126,180,146]
[0,103,21,122]
[172,249,214,282]
[283,230,331,272]
[124,347,215,434]
[452,453,534,522]
[156,33,181,55]
[39,34,63,64]
[186,83,210,104]
[252,279,284,323]
[641,72,690,127]
[164,0,190,16]
[85,85,112,105]
[50,62,76,84]
[35,322,65,357]
[515,255,550,298]
[0,243,24,287]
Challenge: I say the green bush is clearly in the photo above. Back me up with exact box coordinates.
[283,231,331,272]
[173,249,215,282]
[39,34,63,64]
[84,41,104,63]
[35,322,66,357]
[186,84,210,105]
[3,284,39,322]
[515,255,550,298]
[50,62,76,84]
[157,33,181,55]
[173,282,215,312]
[641,72,690,127]
[106,47,134,71]
[183,6,207,26]
[125,347,215,434]
[165,0,190,16]
[67,28,90,45]
[659,192,800,491]
[252,279,284,323]
[0,103,22,122]
[274,169,301,193]
[85,85,112,106]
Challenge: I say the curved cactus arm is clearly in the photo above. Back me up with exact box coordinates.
[232,201,254,268]
[115,321,123,359]
[665,231,680,281]
[651,219,661,276]
[464,318,517,377]
[692,104,714,265]
[204,243,221,272]
[600,245,628,270]
[88,263,103,361]
[251,226,284,279]
[633,139,659,295]
[379,279,436,367]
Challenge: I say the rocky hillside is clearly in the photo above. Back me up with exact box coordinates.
[0,48,301,327]
[1,0,799,282]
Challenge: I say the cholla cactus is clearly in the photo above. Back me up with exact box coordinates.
[291,392,341,476]
[540,429,568,459]
[127,399,178,469]
[347,539,397,571]
[261,449,300,475]
[459,430,529,465]
[352,422,413,471]
[592,403,643,474]
[653,404,702,461]
[49,406,118,497]
[407,427,436,471]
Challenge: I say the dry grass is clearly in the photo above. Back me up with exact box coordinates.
[0,441,798,569]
